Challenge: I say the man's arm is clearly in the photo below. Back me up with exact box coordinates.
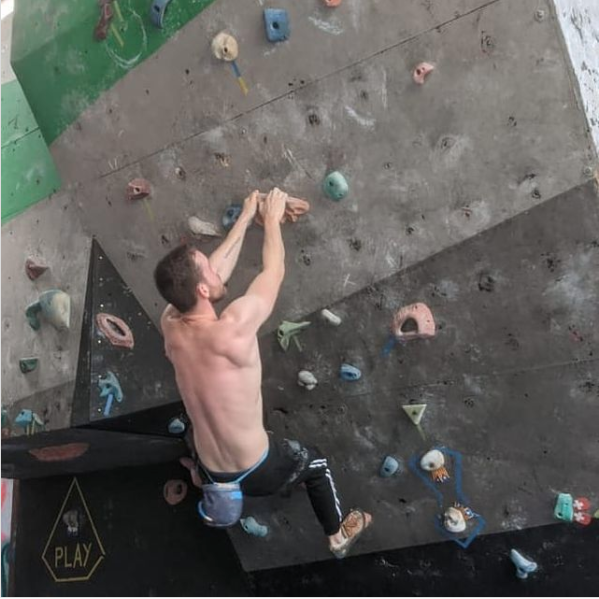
[221,188,288,334]
[208,191,259,284]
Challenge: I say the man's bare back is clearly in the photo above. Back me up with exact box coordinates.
[162,310,268,472]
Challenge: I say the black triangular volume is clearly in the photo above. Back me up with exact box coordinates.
[73,239,184,435]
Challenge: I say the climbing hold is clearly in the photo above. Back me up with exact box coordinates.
[402,404,427,426]
[164,479,188,506]
[420,449,450,482]
[593,509,599,519]
[510,549,538,580]
[94,0,114,42]
[393,302,435,341]
[254,194,311,226]
[188,216,222,238]
[96,313,134,349]
[98,371,124,417]
[14,409,44,435]
[412,62,435,85]
[554,493,574,522]
[323,0,343,6]
[222,204,243,231]
[264,9,290,43]
[127,178,151,200]
[25,259,48,280]
[211,31,239,61]
[29,442,89,462]
[240,516,269,537]
[340,363,361,381]
[322,171,349,201]
[320,309,342,326]
[150,0,172,28]
[26,290,71,331]
[175,166,187,180]
[572,497,592,525]
[534,9,546,22]
[379,456,401,478]
[297,370,318,390]
[167,416,187,435]
[443,503,474,533]
[277,320,311,352]
[19,357,39,374]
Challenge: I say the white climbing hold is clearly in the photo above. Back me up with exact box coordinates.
[402,404,427,426]
[188,216,222,238]
[211,31,239,62]
[443,507,467,533]
[420,449,445,472]
[320,308,342,326]
[298,370,318,390]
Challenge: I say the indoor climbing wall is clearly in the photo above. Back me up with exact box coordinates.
[1,0,598,578]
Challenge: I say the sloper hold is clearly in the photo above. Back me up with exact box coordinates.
[264,9,290,43]
[26,290,71,331]
[25,259,48,280]
[322,171,349,201]
[96,312,134,349]
[413,62,435,85]
[19,357,39,374]
[211,31,239,61]
[393,302,435,341]
[127,178,151,200]
[402,403,427,425]
[188,216,222,238]
[241,516,269,537]
[379,456,401,478]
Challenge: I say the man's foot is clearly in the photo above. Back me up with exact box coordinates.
[179,457,203,489]
[329,509,372,559]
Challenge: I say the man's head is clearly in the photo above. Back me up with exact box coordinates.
[154,244,226,313]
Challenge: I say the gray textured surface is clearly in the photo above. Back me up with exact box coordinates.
[233,181,599,571]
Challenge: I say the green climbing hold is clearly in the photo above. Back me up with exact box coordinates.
[322,171,349,201]
[25,301,43,330]
[19,357,39,374]
[277,320,311,352]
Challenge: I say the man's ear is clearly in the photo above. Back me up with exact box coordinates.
[197,282,210,299]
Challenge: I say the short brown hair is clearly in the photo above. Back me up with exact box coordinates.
[154,243,202,313]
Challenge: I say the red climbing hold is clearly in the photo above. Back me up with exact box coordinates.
[94,0,114,41]
[29,443,89,462]
[164,479,188,506]
[127,178,151,200]
[25,259,48,280]
[393,302,436,341]
[96,313,135,349]
[412,62,435,85]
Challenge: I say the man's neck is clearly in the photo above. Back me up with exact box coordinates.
[183,299,218,321]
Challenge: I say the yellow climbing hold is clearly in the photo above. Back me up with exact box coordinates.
[402,404,427,426]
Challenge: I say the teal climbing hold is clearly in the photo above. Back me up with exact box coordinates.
[340,363,361,381]
[19,357,39,374]
[25,301,42,330]
[26,290,71,331]
[322,171,349,201]
[14,409,44,435]
[240,516,269,537]
[554,493,574,522]
[379,456,401,478]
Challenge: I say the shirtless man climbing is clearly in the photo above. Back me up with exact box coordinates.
[154,187,371,558]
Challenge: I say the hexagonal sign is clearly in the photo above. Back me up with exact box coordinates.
[42,478,105,583]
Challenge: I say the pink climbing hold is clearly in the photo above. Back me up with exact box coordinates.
[127,178,151,200]
[323,0,342,6]
[392,302,436,341]
[412,62,435,85]
[96,313,135,349]
[25,259,48,281]
[164,479,188,506]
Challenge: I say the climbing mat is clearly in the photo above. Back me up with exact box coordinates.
[228,181,599,570]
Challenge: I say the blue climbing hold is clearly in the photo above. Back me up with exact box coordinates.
[14,409,33,428]
[240,516,269,537]
[340,363,361,381]
[510,549,538,580]
[150,0,172,28]
[98,371,123,417]
[263,9,290,42]
[168,417,187,435]
[222,204,242,231]
[322,171,349,201]
[379,456,401,478]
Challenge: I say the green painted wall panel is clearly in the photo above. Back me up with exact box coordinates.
[11,0,217,144]
[1,80,61,223]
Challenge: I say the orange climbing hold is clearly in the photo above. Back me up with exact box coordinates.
[393,302,436,341]
[254,193,310,226]
[127,178,151,200]
[412,62,435,85]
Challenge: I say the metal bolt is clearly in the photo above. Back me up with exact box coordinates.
[534,9,545,22]
[582,166,594,177]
